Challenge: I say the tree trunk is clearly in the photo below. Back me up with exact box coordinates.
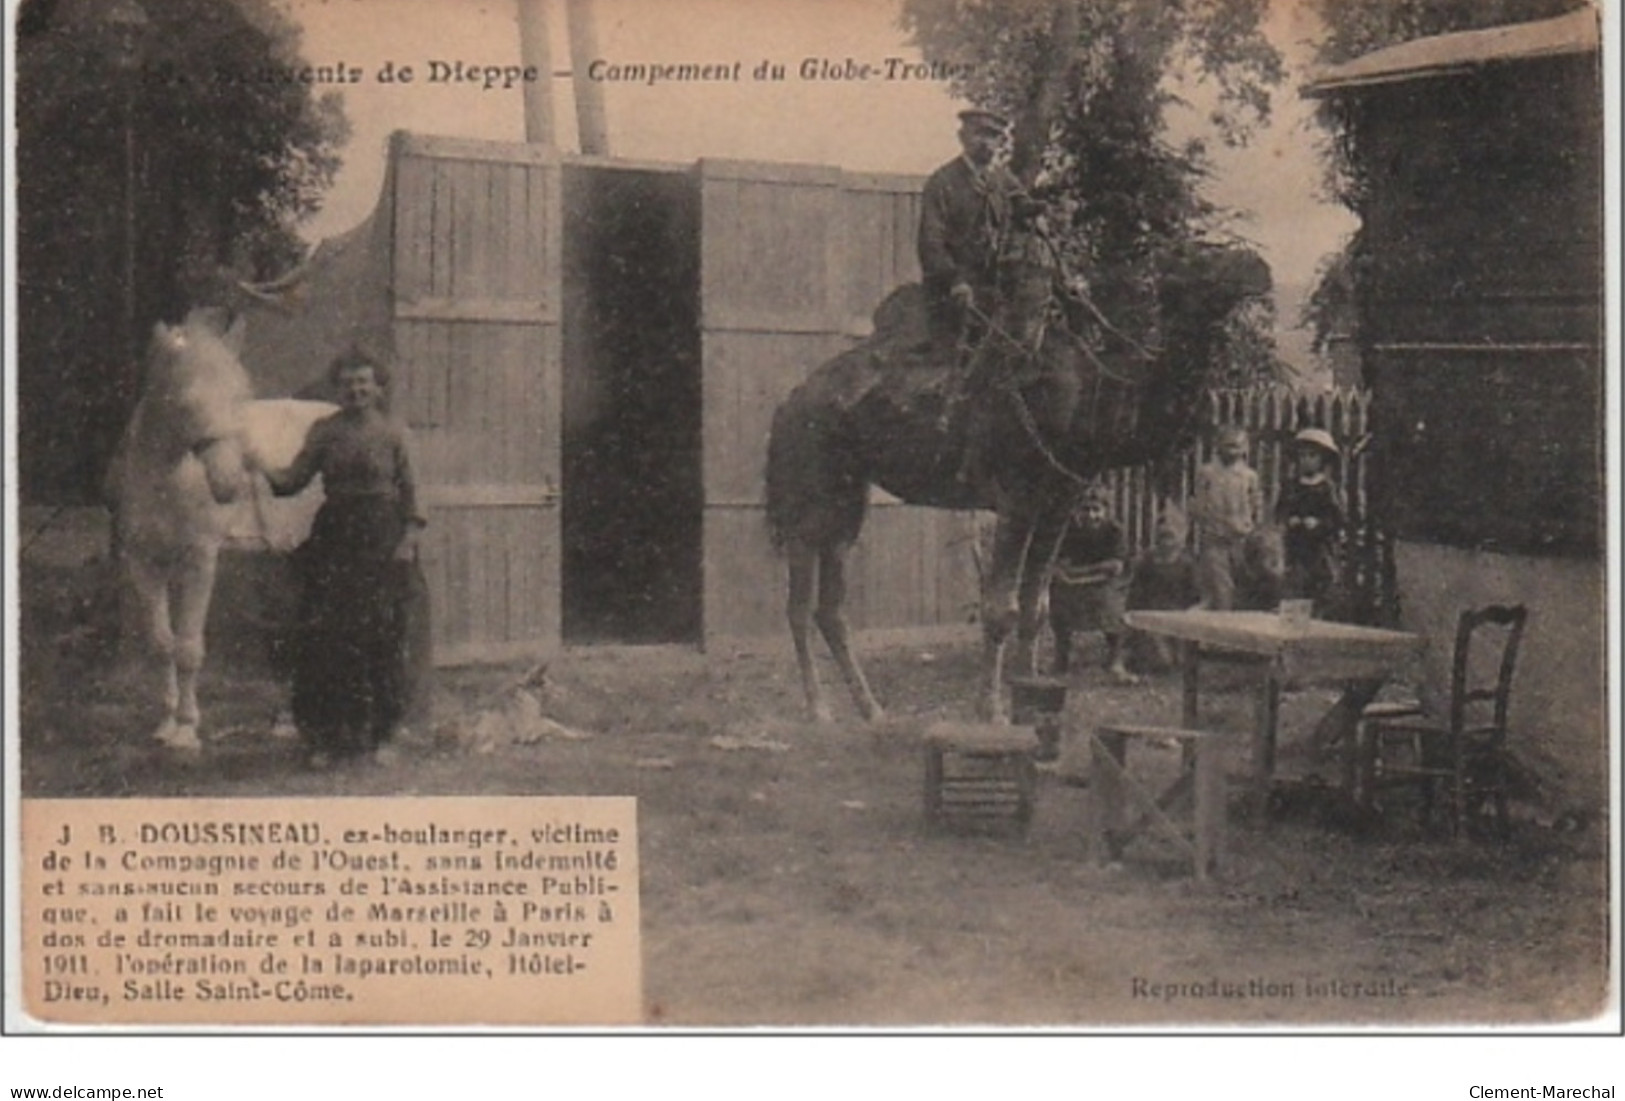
[1009,1,1081,188]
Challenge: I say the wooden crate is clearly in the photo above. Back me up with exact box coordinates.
[923,723,1040,836]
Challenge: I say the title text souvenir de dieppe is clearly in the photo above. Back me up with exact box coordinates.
[211,56,977,90]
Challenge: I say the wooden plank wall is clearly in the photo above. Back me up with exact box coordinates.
[389,133,563,665]
[698,160,981,642]
[840,175,981,633]
[1350,61,1603,557]
[698,160,845,643]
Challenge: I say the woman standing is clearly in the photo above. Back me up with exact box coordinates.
[264,350,427,767]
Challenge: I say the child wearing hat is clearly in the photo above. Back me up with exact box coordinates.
[1191,424,1263,610]
[1048,485,1135,683]
[1275,427,1346,616]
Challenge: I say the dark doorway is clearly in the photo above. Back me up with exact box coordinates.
[561,163,703,644]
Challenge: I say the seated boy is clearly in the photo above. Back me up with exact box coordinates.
[1125,507,1200,673]
[1048,485,1134,683]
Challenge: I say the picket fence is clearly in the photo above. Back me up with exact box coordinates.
[1098,386,1396,624]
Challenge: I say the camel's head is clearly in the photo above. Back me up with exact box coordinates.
[1156,243,1273,338]
[1103,243,1274,482]
[1156,242,1273,384]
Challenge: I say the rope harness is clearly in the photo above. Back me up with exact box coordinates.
[960,289,1146,493]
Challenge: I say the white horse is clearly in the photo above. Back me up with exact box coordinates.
[107,309,332,750]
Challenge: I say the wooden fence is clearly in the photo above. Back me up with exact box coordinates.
[1100,386,1396,624]
[698,159,983,641]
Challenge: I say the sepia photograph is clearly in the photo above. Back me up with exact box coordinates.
[6,0,1618,1050]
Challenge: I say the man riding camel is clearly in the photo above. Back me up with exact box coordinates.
[918,108,1033,484]
[918,107,1022,360]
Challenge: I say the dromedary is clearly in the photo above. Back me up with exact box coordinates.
[764,236,1270,723]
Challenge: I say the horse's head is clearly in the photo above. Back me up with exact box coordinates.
[142,310,256,504]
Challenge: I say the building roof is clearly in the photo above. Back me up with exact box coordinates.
[1303,7,1600,95]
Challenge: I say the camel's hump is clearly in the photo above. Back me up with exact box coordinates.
[869,284,929,346]
[788,284,956,411]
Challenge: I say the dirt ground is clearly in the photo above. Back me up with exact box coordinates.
[16,557,1614,1029]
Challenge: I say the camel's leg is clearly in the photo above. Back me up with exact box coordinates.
[814,545,884,722]
[979,515,1031,723]
[126,555,182,744]
[164,544,219,751]
[787,543,831,723]
[1013,504,1070,678]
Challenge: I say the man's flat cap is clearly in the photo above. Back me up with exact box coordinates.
[958,108,1011,130]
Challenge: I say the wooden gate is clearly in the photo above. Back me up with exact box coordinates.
[697,159,981,642]
[389,133,563,664]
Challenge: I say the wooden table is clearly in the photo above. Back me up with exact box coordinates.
[1121,611,1426,819]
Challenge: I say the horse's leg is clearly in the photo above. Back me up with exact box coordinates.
[164,543,220,751]
[979,513,1030,723]
[786,542,831,723]
[126,555,182,744]
[814,545,884,722]
[1013,502,1069,678]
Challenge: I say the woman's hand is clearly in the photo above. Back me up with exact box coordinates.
[394,529,420,562]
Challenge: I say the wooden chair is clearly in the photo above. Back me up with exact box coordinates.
[1356,604,1527,838]
[1087,725,1230,880]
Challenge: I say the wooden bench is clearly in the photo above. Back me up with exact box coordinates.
[1087,724,1231,880]
[923,723,1040,836]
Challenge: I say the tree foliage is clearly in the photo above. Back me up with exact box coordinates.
[1309,0,1588,65]
[17,0,348,287]
[16,0,349,500]
[1301,0,1589,350]
[899,0,1286,385]
[1298,247,1356,354]
[1308,0,1587,208]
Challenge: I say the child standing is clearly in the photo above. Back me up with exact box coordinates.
[1048,485,1134,683]
[1275,427,1346,616]
[1125,507,1200,672]
[263,350,428,768]
[1191,425,1263,610]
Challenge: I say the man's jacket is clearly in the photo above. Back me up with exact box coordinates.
[917,156,1019,297]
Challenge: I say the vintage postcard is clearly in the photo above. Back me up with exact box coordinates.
[5,0,1618,1060]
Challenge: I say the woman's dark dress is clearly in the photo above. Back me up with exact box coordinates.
[273,409,427,755]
